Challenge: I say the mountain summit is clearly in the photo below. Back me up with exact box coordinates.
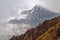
[9,5,59,26]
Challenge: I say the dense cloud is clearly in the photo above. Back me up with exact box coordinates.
[0,22,32,40]
[0,0,60,21]
[0,0,60,40]
[0,0,44,21]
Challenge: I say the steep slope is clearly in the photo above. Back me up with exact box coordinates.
[10,16,60,40]
[36,22,60,40]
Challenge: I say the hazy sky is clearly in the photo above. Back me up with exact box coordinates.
[0,0,60,40]
[0,0,60,21]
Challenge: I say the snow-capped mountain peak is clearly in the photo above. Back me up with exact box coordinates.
[9,5,59,26]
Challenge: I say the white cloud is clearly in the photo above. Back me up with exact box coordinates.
[0,0,47,21]
[0,21,32,40]
[0,0,60,40]
[0,0,60,21]
[1,23,31,35]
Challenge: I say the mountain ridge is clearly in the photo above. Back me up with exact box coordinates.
[10,16,60,40]
[9,5,59,26]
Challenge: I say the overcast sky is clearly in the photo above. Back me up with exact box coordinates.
[0,0,60,21]
[0,0,60,40]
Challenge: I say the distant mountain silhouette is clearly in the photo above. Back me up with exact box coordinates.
[9,5,59,26]
[10,16,60,40]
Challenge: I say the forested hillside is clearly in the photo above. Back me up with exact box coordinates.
[10,16,60,40]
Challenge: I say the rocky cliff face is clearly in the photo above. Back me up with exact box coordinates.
[10,16,60,40]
